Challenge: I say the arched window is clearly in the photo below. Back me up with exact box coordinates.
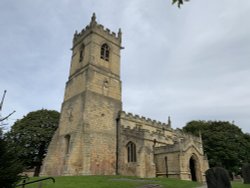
[100,43,110,61]
[65,134,71,154]
[127,141,136,162]
[79,44,84,62]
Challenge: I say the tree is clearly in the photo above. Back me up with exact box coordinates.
[0,90,15,123]
[5,109,60,176]
[0,90,23,188]
[0,126,23,188]
[183,120,250,174]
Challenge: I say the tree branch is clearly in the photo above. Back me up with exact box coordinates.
[0,110,16,122]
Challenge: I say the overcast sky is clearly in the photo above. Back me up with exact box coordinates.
[1,0,250,133]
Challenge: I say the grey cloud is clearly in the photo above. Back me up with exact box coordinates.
[0,0,250,133]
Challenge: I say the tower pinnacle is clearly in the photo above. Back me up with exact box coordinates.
[90,12,97,26]
[168,116,171,127]
[118,28,122,42]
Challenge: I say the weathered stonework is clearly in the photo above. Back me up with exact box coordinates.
[41,13,209,182]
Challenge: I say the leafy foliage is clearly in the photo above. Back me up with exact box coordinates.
[172,0,189,8]
[5,109,60,176]
[183,121,250,174]
[0,126,23,188]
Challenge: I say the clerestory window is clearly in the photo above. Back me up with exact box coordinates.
[100,43,110,61]
[127,141,136,162]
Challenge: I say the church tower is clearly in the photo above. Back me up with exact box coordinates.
[41,13,122,176]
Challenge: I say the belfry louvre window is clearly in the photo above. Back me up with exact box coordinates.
[127,141,136,162]
[100,43,110,61]
[79,44,84,62]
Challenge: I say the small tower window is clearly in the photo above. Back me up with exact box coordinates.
[79,44,84,62]
[65,134,71,154]
[100,43,110,61]
[127,141,136,162]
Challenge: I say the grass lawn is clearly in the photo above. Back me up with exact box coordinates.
[18,176,250,188]
[232,181,250,188]
[19,176,201,188]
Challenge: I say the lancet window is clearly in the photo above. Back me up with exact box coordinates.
[127,141,136,162]
[65,134,71,154]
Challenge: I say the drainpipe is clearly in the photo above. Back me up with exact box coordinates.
[115,114,120,175]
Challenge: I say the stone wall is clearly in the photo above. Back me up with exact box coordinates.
[117,111,172,178]
[116,111,209,181]
[154,130,209,182]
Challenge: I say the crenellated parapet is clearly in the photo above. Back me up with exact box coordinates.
[119,111,171,130]
[120,124,173,144]
[154,129,204,155]
[174,129,202,143]
[154,144,181,154]
[119,111,174,145]
[72,13,122,48]
[170,129,204,154]
[154,138,203,155]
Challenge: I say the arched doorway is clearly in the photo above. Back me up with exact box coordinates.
[189,156,197,181]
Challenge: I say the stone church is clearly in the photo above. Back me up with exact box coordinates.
[41,13,209,182]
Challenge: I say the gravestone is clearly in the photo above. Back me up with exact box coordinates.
[242,163,250,184]
[205,167,232,188]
